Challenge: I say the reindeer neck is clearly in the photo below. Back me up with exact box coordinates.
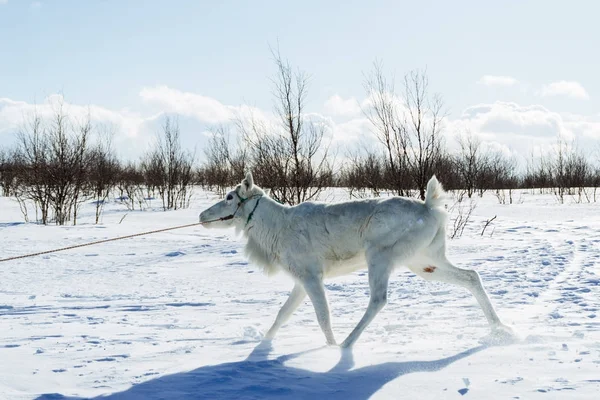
[241,196,288,276]
[242,196,288,236]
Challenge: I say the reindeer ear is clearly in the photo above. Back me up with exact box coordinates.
[243,172,254,190]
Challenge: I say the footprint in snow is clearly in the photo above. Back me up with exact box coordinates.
[165,251,185,257]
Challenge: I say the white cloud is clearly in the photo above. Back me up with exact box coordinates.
[540,80,590,100]
[323,95,361,117]
[330,117,373,143]
[139,85,271,127]
[326,97,599,161]
[139,86,235,124]
[460,102,566,138]
[0,88,274,160]
[0,0,9,6]
[477,75,518,87]
[0,95,155,160]
[560,112,600,142]
[2,91,598,165]
[446,101,600,162]
[0,95,146,138]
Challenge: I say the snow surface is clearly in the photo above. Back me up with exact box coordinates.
[0,189,599,399]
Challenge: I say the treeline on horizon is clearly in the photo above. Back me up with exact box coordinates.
[1,50,599,225]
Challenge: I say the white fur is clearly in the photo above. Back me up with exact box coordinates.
[200,173,511,347]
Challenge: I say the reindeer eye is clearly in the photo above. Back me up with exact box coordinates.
[226,194,233,201]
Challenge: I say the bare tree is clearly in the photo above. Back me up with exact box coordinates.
[432,150,461,191]
[547,136,592,204]
[88,129,119,223]
[488,152,518,204]
[455,132,483,198]
[202,126,247,195]
[140,151,162,203]
[47,107,91,225]
[523,150,552,193]
[552,136,569,204]
[454,132,513,199]
[448,198,476,239]
[239,48,332,205]
[341,147,385,198]
[228,135,248,185]
[363,63,447,200]
[142,116,195,210]
[13,106,91,225]
[403,69,447,200]
[562,145,592,203]
[116,162,146,210]
[362,62,411,196]
[0,148,19,197]
[592,166,600,202]
[14,113,49,223]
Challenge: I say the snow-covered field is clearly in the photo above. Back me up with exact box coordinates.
[1,188,599,399]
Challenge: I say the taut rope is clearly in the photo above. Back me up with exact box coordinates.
[0,221,203,263]
[1,191,264,263]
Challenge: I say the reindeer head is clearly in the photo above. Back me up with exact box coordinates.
[199,172,265,229]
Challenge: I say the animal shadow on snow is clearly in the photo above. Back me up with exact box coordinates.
[36,341,487,400]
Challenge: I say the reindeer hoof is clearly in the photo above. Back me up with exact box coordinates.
[480,324,518,346]
[493,323,515,336]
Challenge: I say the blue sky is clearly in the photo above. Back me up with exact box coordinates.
[1,0,599,161]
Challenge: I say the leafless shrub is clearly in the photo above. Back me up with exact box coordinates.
[551,137,570,204]
[13,113,51,223]
[0,148,19,197]
[141,116,195,210]
[116,162,146,210]
[483,152,519,204]
[432,151,461,191]
[455,132,485,198]
[592,166,600,202]
[544,137,593,204]
[567,151,592,204]
[481,215,497,236]
[363,63,447,200]
[448,198,476,239]
[448,188,467,204]
[340,148,385,198]
[362,62,411,197]
[201,126,247,196]
[88,129,119,223]
[201,131,230,195]
[403,69,447,200]
[494,189,507,205]
[523,151,553,193]
[237,48,332,205]
[13,106,91,225]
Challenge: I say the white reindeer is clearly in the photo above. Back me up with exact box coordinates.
[199,172,512,348]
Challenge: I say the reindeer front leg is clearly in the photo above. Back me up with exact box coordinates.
[341,247,394,348]
[265,284,306,340]
[303,276,337,345]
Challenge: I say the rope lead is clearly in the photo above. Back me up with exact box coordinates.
[0,221,203,263]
